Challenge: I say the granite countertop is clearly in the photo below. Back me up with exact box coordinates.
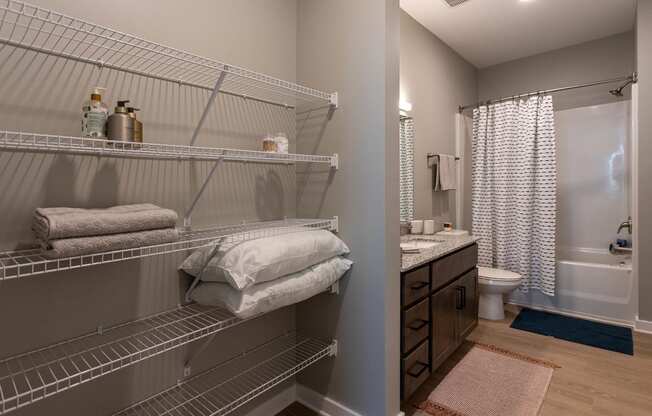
[401,233,480,272]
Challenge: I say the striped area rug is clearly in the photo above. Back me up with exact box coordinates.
[417,343,559,416]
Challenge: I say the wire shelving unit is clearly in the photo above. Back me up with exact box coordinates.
[0,0,338,109]
[0,304,243,415]
[113,334,335,416]
[0,131,339,166]
[0,1,342,414]
[0,218,338,280]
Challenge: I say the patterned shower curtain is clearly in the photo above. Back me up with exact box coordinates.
[472,95,557,296]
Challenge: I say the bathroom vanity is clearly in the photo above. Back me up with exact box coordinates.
[400,235,479,400]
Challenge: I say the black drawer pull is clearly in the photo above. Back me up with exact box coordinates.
[407,361,429,378]
[409,281,428,291]
[456,286,464,310]
[407,319,428,331]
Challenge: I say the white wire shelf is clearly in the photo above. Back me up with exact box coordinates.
[0,218,338,280]
[0,303,244,415]
[0,131,338,167]
[114,334,335,416]
[0,1,337,109]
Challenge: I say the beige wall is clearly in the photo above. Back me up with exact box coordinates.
[636,1,652,322]
[400,11,477,228]
[295,1,401,415]
[478,31,635,111]
[0,1,302,415]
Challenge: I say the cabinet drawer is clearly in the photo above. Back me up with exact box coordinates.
[432,244,478,291]
[402,340,430,400]
[403,298,429,353]
[402,266,430,307]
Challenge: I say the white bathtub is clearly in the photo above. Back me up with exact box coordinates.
[508,247,635,327]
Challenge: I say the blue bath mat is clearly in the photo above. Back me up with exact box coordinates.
[510,308,633,355]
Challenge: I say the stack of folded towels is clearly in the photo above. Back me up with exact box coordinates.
[33,203,179,259]
[181,229,352,319]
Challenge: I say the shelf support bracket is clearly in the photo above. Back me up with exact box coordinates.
[330,216,339,233]
[330,153,339,170]
[184,158,224,229]
[182,333,218,378]
[329,340,338,357]
[189,68,228,147]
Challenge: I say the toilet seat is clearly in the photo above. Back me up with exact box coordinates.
[478,267,521,282]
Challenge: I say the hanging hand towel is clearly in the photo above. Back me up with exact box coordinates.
[439,154,457,190]
[429,154,457,191]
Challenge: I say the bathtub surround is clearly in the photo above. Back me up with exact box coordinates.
[472,96,557,296]
[463,32,639,325]
[636,0,652,324]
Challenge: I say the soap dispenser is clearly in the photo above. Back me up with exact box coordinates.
[107,100,134,142]
[81,87,108,138]
[127,107,143,143]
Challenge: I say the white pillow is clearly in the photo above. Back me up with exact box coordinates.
[180,229,349,290]
[190,256,353,319]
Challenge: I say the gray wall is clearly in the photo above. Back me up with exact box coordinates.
[0,1,302,415]
[478,31,635,111]
[295,1,401,415]
[400,11,477,228]
[636,1,652,321]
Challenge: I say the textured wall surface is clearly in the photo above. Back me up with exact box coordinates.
[399,11,477,228]
[295,1,401,415]
[0,1,302,415]
[478,31,635,111]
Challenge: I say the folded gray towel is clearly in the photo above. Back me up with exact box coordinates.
[40,228,180,259]
[33,204,178,241]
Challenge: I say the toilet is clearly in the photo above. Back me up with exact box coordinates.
[478,267,522,320]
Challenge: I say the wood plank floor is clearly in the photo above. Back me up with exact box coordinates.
[403,305,652,416]
[275,402,318,416]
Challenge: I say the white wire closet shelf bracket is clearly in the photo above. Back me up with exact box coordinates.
[0,131,339,167]
[113,334,336,416]
[0,0,338,110]
[0,304,243,415]
[0,218,338,280]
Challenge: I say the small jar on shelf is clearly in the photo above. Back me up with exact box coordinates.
[262,134,278,152]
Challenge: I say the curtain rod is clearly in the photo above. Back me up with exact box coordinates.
[458,73,637,113]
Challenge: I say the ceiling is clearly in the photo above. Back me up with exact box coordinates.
[400,0,636,68]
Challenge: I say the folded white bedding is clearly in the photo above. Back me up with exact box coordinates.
[180,229,350,290]
[190,256,353,319]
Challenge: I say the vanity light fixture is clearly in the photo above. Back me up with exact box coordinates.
[399,99,413,112]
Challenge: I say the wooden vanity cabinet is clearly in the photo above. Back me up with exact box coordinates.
[400,243,478,401]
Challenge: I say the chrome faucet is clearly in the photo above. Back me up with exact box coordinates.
[617,216,632,234]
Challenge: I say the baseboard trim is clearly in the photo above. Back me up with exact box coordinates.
[506,301,634,329]
[245,383,296,416]
[635,316,652,334]
[296,384,363,416]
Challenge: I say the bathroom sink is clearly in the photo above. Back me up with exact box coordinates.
[401,240,442,253]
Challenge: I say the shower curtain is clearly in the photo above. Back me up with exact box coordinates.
[472,95,557,296]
